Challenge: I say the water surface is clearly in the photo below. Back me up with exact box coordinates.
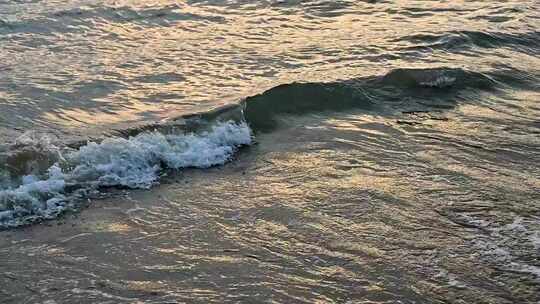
[0,1,539,303]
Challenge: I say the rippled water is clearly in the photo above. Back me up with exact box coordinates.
[1,1,539,303]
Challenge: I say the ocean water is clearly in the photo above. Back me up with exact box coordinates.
[0,0,539,303]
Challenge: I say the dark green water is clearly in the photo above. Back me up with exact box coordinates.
[0,1,539,303]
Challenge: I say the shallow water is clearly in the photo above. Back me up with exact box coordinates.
[1,0,539,303]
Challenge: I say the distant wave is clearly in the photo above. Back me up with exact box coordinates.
[398,30,540,55]
[0,5,225,35]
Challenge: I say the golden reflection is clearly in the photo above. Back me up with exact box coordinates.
[174,253,245,263]
[318,265,357,279]
[324,116,389,135]
[1,1,538,303]
[42,104,171,129]
[45,247,66,255]
[416,148,539,192]
[124,280,167,291]
[82,220,133,233]
[327,240,383,257]
[5,0,538,137]
[256,151,420,199]
[253,220,289,235]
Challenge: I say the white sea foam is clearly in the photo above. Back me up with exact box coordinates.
[434,269,467,288]
[420,76,456,88]
[529,231,540,250]
[469,215,540,282]
[0,121,252,227]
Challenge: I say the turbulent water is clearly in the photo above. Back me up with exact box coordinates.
[1,1,539,303]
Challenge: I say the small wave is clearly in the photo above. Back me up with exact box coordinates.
[381,68,463,88]
[0,5,226,36]
[399,30,540,55]
[242,67,503,131]
[0,121,251,228]
[243,82,375,131]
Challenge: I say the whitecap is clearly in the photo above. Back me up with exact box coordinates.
[0,121,252,227]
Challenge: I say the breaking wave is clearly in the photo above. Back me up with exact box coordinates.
[1,66,533,228]
[0,121,251,227]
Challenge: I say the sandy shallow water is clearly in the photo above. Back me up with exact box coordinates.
[2,107,539,303]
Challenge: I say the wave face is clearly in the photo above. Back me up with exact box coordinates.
[0,121,251,227]
[242,66,533,132]
[243,82,375,132]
